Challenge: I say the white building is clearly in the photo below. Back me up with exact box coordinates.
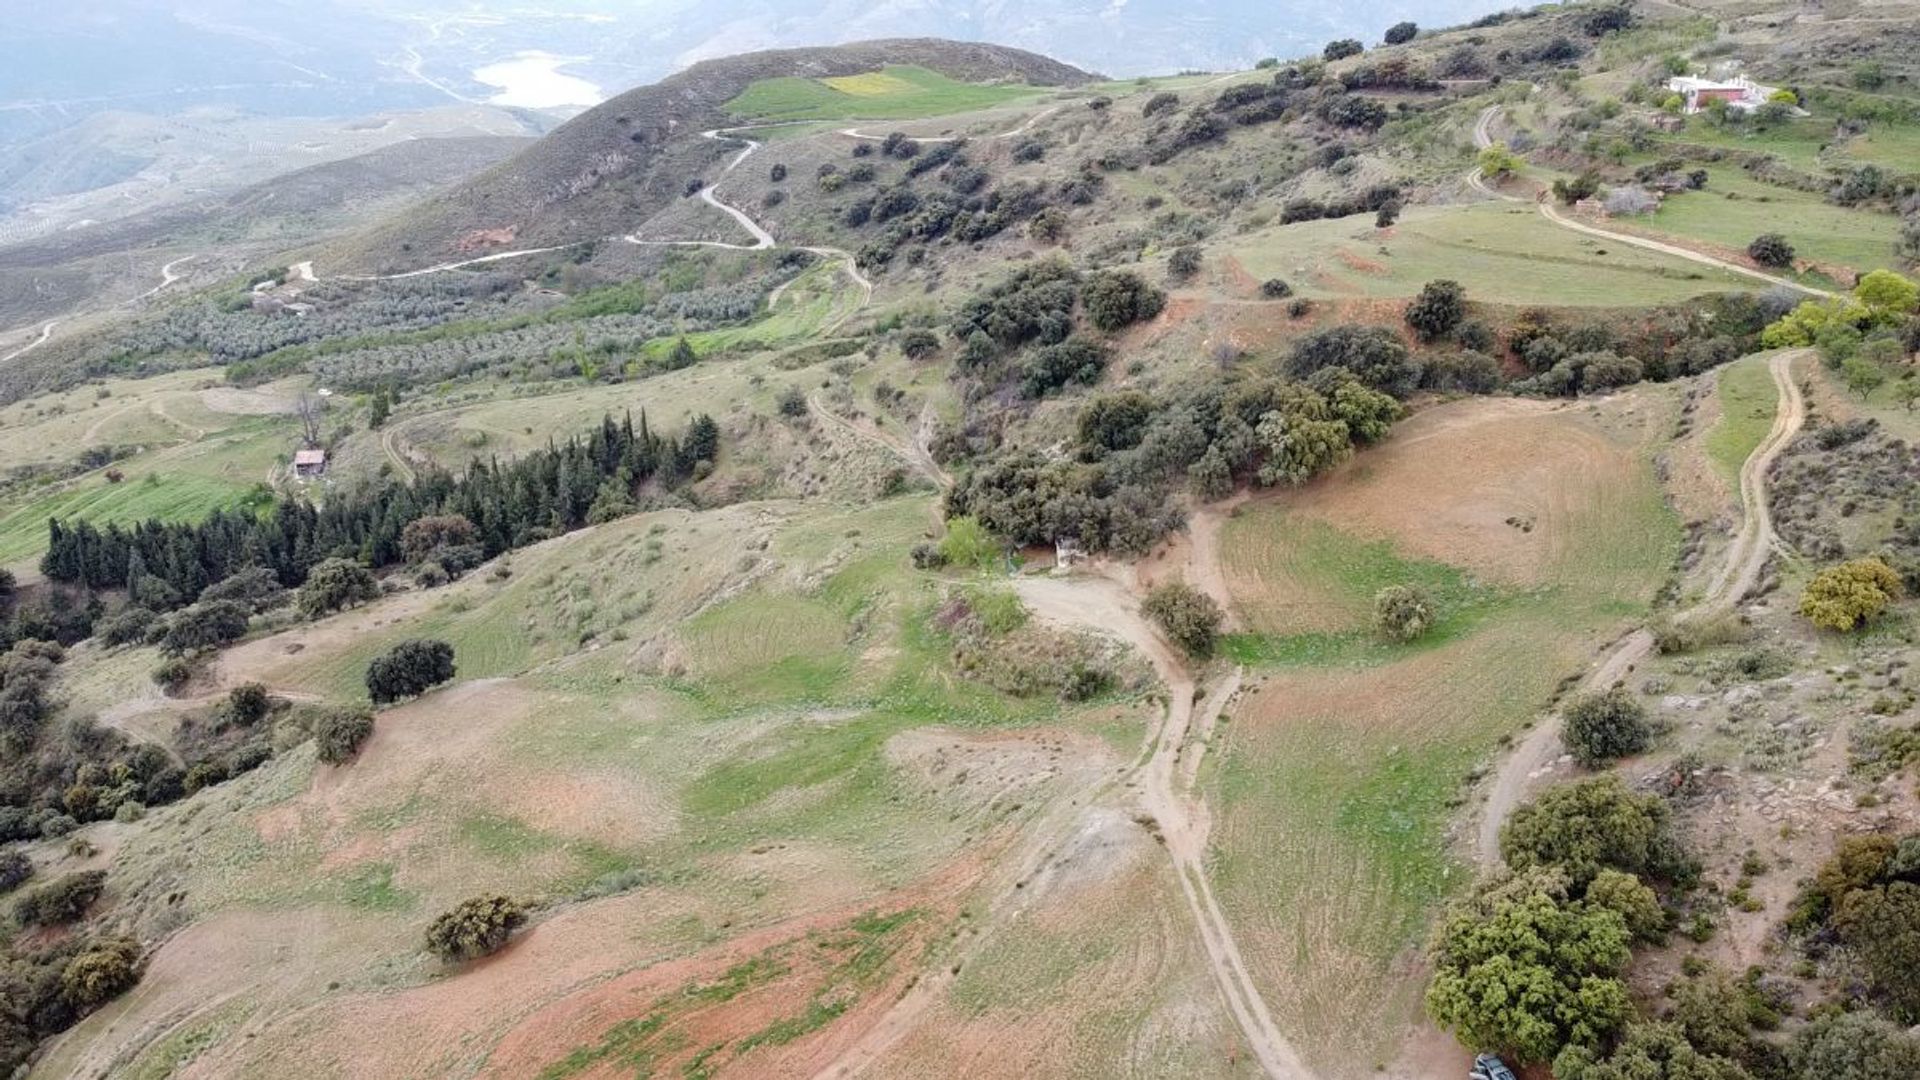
[1665,75,1777,114]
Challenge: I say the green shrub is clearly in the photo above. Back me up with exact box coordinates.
[0,851,31,894]
[366,639,456,705]
[313,707,377,765]
[296,557,381,619]
[150,657,193,693]
[61,937,142,1009]
[1142,582,1223,658]
[1801,557,1902,631]
[1500,776,1693,889]
[1562,688,1653,768]
[13,870,106,927]
[939,516,998,570]
[425,894,527,961]
[1373,584,1436,643]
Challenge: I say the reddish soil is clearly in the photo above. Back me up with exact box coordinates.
[1333,248,1389,275]
[455,227,519,253]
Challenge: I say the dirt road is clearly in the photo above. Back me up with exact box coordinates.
[1474,349,1808,865]
[806,394,949,491]
[1014,574,1308,1078]
[1,320,59,365]
[1467,105,1832,299]
[380,423,418,484]
[838,107,1059,143]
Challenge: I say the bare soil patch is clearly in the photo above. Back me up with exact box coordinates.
[1281,396,1644,585]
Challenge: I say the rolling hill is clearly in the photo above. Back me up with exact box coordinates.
[328,39,1092,273]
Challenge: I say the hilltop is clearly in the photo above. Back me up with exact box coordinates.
[328,40,1091,272]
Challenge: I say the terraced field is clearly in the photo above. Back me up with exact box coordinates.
[725,65,1050,122]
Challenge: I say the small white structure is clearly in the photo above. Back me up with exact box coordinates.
[1665,75,1778,114]
[293,448,328,478]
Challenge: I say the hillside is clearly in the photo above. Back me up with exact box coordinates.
[3,4,1920,1080]
[329,39,1092,272]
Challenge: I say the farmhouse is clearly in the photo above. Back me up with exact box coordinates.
[1665,74,1776,114]
[293,448,328,478]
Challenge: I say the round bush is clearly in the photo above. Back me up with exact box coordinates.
[1562,687,1653,767]
[426,894,527,961]
[1373,585,1437,642]
[366,639,457,705]
[61,937,142,1009]
[1747,233,1796,268]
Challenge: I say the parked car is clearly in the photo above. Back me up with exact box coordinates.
[1471,1054,1517,1080]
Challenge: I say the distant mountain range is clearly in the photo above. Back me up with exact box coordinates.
[4,1,1519,140]
[0,0,1513,238]
[630,0,1521,80]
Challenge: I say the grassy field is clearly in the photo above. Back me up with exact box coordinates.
[0,417,283,566]
[1650,112,1920,175]
[1649,114,1833,171]
[1704,353,1780,481]
[1203,394,1681,1075]
[0,370,305,568]
[1625,165,1899,276]
[1230,201,1755,306]
[725,65,1048,122]
[60,494,1171,1078]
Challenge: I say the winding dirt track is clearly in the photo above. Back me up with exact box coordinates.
[838,107,1059,143]
[0,320,59,365]
[805,393,949,491]
[1467,105,1832,298]
[1473,349,1808,865]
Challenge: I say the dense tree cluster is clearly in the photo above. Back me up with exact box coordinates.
[1790,833,1920,1021]
[946,365,1402,555]
[43,410,717,605]
[1279,183,1403,226]
[843,144,1085,268]
[1430,775,1698,1065]
[0,923,144,1073]
[1505,292,1779,397]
